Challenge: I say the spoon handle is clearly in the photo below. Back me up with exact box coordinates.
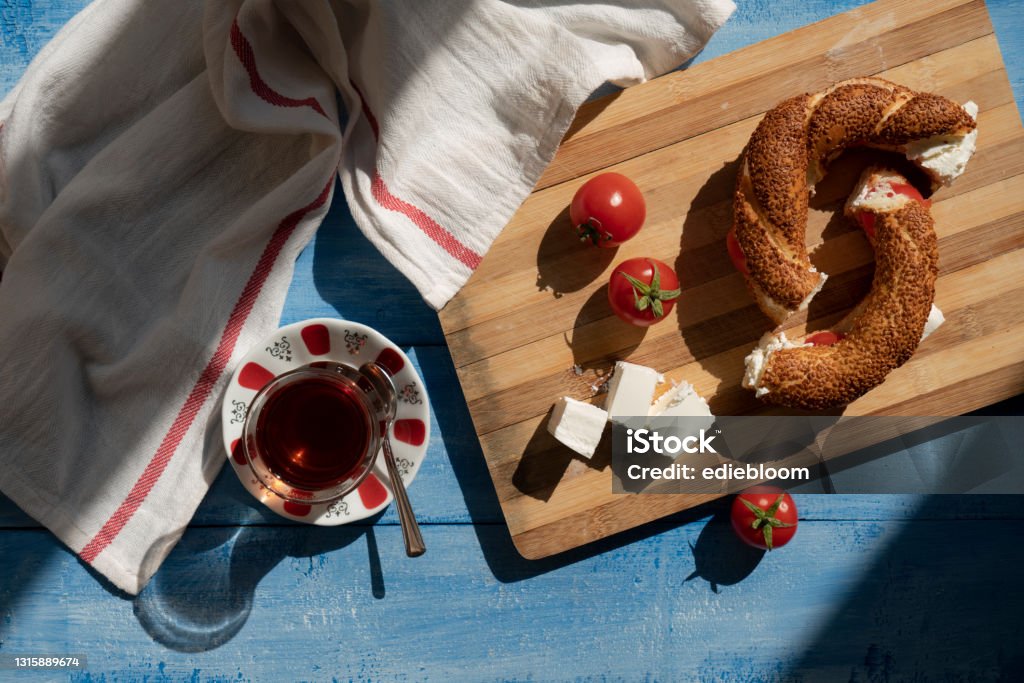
[383,437,426,557]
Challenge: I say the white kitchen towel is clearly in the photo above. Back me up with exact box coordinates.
[0,0,734,594]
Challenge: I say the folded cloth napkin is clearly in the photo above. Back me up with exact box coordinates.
[0,0,734,593]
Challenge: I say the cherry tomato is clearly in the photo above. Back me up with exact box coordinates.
[805,331,845,346]
[570,172,646,247]
[726,227,749,275]
[730,486,798,551]
[889,182,931,208]
[608,257,681,326]
[857,211,877,240]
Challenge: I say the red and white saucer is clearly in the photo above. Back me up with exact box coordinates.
[221,318,430,525]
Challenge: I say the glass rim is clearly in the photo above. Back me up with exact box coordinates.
[241,364,382,505]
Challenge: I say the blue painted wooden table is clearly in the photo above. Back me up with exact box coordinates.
[2,1,1023,680]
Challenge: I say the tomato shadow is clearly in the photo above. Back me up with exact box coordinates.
[684,508,765,593]
[535,206,617,298]
[566,284,648,372]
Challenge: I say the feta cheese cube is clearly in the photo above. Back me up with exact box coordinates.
[649,381,712,419]
[547,396,608,459]
[648,381,716,450]
[605,361,661,421]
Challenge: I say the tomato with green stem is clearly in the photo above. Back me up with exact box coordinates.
[730,486,798,551]
[608,257,681,326]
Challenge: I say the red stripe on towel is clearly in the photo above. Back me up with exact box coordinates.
[229,19,327,118]
[79,181,333,564]
[368,173,482,269]
[350,82,482,270]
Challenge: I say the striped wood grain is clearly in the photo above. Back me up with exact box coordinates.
[438,0,1024,560]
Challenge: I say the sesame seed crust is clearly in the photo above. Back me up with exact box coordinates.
[755,168,939,410]
[732,76,973,325]
[807,82,905,173]
[744,94,811,248]
[875,93,977,146]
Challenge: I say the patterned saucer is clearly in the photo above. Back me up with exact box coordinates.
[221,318,429,525]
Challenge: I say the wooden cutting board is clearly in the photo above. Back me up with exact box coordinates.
[438,0,1024,559]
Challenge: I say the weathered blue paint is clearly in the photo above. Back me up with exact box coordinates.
[1,1,1022,681]
[2,519,1024,681]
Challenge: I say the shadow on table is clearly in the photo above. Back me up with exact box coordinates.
[785,491,1024,680]
[425,343,1024,597]
[784,397,1024,679]
[416,351,739,584]
[684,508,765,593]
[128,504,386,653]
[308,181,444,345]
[0,503,55,640]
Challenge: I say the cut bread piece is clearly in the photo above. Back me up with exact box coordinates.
[731,77,975,326]
[744,166,939,409]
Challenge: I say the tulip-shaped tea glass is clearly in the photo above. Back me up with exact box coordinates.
[241,362,385,504]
